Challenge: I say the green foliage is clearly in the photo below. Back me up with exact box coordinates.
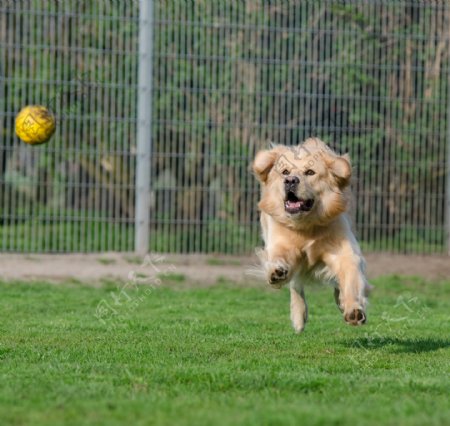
[1,1,448,253]
[0,216,134,252]
[150,1,449,254]
[149,220,259,254]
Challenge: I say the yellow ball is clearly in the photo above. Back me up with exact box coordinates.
[15,105,56,145]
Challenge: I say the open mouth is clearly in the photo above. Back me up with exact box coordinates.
[284,191,314,214]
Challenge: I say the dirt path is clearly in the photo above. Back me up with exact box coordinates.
[0,252,449,284]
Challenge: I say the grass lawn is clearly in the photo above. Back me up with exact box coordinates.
[0,275,449,426]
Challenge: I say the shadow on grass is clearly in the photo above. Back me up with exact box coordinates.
[342,336,450,353]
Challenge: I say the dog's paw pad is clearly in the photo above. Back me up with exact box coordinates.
[344,309,366,325]
[269,267,288,287]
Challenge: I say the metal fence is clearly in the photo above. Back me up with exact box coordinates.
[1,0,449,255]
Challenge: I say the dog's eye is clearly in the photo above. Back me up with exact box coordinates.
[304,169,315,176]
[282,169,290,176]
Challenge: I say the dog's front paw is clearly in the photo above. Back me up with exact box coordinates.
[344,308,366,326]
[268,266,289,289]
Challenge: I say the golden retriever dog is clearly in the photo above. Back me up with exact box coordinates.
[252,138,369,333]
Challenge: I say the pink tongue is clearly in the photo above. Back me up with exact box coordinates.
[287,200,302,208]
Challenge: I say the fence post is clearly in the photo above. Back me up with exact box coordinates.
[135,0,153,254]
[447,70,450,256]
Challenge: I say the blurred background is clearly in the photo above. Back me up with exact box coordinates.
[1,0,449,255]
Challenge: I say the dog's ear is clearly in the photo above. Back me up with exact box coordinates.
[341,153,351,166]
[328,154,351,188]
[252,149,279,183]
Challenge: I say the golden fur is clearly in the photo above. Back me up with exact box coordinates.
[252,138,369,332]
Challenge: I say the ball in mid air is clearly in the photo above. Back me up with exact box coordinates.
[15,105,56,145]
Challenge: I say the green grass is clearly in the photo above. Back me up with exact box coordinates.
[123,255,144,265]
[0,276,449,426]
[157,272,186,282]
[1,220,446,255]
[206,257,243,266]
[97,258,117,265]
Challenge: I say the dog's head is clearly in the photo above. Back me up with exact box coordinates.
[252,138,351,230]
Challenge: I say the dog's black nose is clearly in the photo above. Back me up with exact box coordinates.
[284,176,299,188]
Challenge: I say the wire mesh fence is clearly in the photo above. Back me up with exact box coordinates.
[1,1,138,252]
[1,0,449,254]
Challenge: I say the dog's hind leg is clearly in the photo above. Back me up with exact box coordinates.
[290,279,308,333]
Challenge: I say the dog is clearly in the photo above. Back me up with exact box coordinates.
[252,138,369,333]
